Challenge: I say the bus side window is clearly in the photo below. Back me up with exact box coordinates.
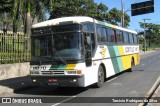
[124,32,129,44]
[113,30,117,42]
[132,34,134,43]
[117,30,123,43]
[129,33,133,44]
[101,27,107,42]
[91,32,95,53]
[108,28,114,42]
[97,26,101,42]
[134,34,138,44]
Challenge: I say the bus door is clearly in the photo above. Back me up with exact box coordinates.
[84,32,92,67]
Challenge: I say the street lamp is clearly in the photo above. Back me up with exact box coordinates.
[143,19,150,53]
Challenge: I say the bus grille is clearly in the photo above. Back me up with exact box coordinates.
[41,71,64,75]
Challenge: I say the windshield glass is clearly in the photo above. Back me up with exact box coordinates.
[31,35,52,62]
[52,32,83,60]
[31,32,83,63]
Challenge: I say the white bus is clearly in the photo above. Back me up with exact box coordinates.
[30,16,139,87]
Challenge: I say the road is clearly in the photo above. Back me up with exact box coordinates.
[1,50,160,106]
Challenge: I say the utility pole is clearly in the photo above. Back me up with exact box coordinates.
[143,19,150,53]
[121,0,124,27]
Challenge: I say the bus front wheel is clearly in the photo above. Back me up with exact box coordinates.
[95,65,104,88]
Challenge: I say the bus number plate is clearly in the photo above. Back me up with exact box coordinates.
[33,66,46,70]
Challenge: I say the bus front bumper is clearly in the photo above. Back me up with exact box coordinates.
[30,75,84,87]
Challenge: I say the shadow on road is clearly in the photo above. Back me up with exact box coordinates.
[16,86,88,96]
[0,69,139,96]
[0,76,32,94]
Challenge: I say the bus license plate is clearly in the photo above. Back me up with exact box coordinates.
[33,66,46,71]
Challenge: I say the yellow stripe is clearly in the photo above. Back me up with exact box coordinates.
[65,64,76,70]
[118,46,129,70]
[118,46,140,70]
[118,46,125,55]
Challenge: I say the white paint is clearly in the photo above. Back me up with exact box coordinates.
[107,77,117,82]
[141,64,145,66]
[51,96,76,106]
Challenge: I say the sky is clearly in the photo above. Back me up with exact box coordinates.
[94,0,160,31]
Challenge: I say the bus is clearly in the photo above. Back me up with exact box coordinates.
[30,16,140,88]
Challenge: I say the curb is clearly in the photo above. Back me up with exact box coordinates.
[139,76,160,106]
[140,50,155,56]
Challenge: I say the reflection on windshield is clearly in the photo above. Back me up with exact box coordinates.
[53,33,83,60]
[31,35,52,62]
[31,33,83,62]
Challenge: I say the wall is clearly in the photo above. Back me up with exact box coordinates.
[0,62,30,80]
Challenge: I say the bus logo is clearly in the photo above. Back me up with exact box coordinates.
[101,48,106,58]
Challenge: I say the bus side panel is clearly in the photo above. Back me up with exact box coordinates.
[107,46,125,73]
[120,55,132,70]
[103,58,116,78]
[92,45,116,80]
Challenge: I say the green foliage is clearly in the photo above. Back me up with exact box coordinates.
[139,22,160,48]
[0,0,13,13]
[49,0,130,27]
[1,0,131,30]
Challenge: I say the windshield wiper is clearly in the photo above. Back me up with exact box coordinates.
[52,48,66,65]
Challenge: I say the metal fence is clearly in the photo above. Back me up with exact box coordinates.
[0,31,30,64]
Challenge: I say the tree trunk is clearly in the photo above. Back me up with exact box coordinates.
[24,12,32,52]
[24,12,32,35]
[3,12,8,34]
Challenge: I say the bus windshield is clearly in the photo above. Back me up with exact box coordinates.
[31,32,84,63]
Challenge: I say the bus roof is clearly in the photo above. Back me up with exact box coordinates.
[32,16,137,34]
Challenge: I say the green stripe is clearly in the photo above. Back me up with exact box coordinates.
[114,46,124,72]
[108,46,124,73]
[49,65,67,70]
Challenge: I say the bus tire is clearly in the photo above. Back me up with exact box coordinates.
[127,59,134,72]
[95,65,104,88]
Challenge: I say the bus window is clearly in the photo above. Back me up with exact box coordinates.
[91,33,95,53]
[134,34,138,44]
[97,26,101,42]
[101,27,107,42]
[82,23,94,32]
[124,32,129,43]
[108,29,116,43]
[108,29,113,42]
[113,30,117,42]
[132,34,134,43]
[117,30,123,43]
[129,33,133,44]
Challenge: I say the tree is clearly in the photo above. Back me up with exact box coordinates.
[0,0,13,33]
[105,8,130,27]
[0,0,54,34]
[139,22,160,48]
[49,1,130,27]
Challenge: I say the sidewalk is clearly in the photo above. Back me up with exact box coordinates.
[0,50,159,99]
[140,50,155,55]
[149,83,160,106]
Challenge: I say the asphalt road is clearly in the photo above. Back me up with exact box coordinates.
[1,50,160,106]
